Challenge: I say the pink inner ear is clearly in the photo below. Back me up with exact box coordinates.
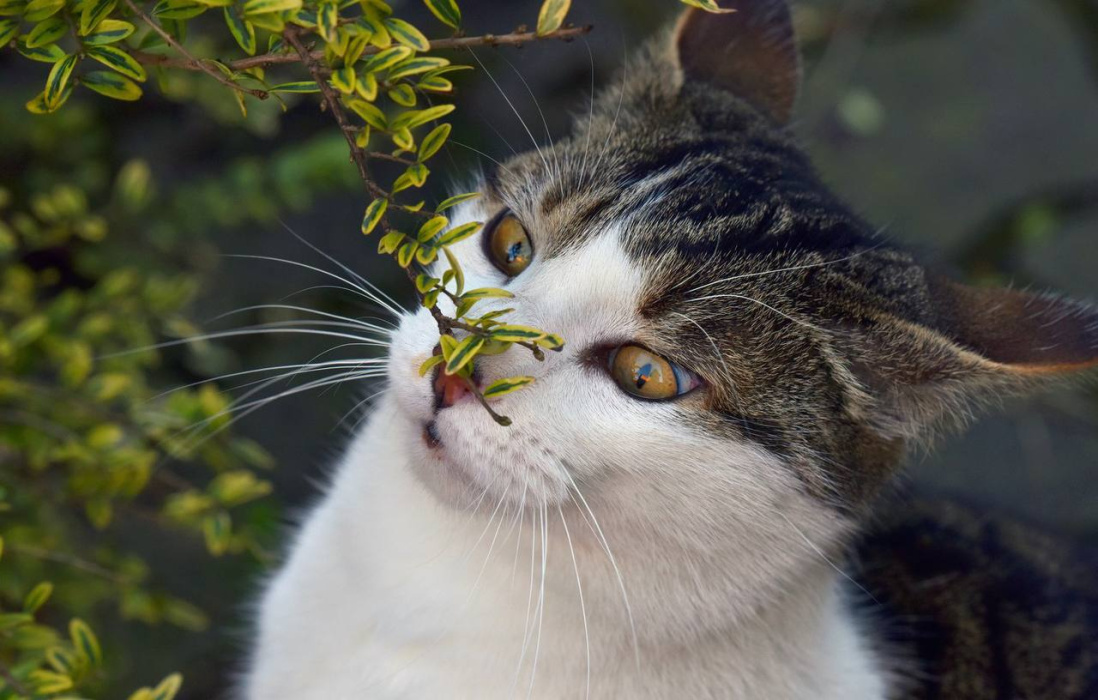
[674,2,801,125]
[931,278,1098,373]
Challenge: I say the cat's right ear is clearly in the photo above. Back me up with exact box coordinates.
[673,0,801,125]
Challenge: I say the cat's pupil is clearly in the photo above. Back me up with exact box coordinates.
[507,241,523,263]
[635,363,653,389]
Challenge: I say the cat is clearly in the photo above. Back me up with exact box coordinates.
[244,1,1098,698]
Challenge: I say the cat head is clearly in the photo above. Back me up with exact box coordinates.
[386,0,1098,600]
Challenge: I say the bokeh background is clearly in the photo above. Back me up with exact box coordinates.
[2,0,1097,696]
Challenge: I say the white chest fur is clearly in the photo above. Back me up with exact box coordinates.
[245,398,889,700]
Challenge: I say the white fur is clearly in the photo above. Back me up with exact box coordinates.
[246,205,890,699]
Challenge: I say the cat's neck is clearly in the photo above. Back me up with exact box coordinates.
[253,397,889,699]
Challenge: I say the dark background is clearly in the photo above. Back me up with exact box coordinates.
[2,0,1097,696]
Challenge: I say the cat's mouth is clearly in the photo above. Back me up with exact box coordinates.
[422,420,442,449]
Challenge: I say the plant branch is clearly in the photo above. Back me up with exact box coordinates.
[124,0,269,99]
[0,661,29,697]
[131,25,594,73]
[10,543,137,586]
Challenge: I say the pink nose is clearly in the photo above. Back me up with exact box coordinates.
[434,369,471,408]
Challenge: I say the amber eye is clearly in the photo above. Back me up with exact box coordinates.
[485,212,533,276]
[608,345,702,401]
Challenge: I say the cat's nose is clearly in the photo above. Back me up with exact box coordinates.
[431,343,475,410]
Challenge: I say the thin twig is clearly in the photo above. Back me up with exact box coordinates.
[10,544,137,586]
[124,0,269,99]
[131,25,594,73]
[0,661,29,697]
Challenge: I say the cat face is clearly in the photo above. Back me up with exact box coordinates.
[387,0,1098,535]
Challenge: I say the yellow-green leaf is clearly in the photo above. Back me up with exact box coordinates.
[436,191,480,212]
[438,333,458,360]
[17,39,65,62]
[390,103,454,130]
[79,0,115,34]
[82,70,143,100]
[28,670,73,694]
[355,72,378,100]
[316,0,336,41]
[0,18,19,45]
[384,17,429,51]
[269,81,320,93]
[86,45,146,81]
[419,353,445,376]
[536,332,565,350]
[152,0,207,20]
[377,230,404,254]
[26,16,66,47]
[362,44,412,73]
[536,0,570,36]
[84,18,135,45]
[489,324,547,342]
[417,214,448,242]
[396,241,418,267]
[202,511,231,555]
[388,55,449,80]
[462,287,514,301]
[422,0,459,29]
[444,334,485,375]
[355,126,371,147]
[347,98,386,129]
[437,220,480,245]
[44,53,77,107]
[45,647,75,674]
[680,0,735,13]
[415,273,438,293]
[361,198,387,235]
[241,0,300,14]
[391,125,414,151]
[417,122,450,162]
[23,582,53,613]
[483,375,535,398]
[70,618,102,666]
[388,83,416,107]
[422,287,440,308]
[415,245,438,265]
[24,0,63,22]
[224,5,256,55]
[416,75,452,93]
[405,162,428,185]
[0,0,25,17]
[151,672,183,700]
[442,245,464,294]
[330,65,356,93]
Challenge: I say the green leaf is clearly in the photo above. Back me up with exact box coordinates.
[24,0,64,22]
[384,17,429,51]
[355,72,378,100]
[438,333,458,360]
[79,0,115,34]
[415,273,439,293]
[84,18,136,45]
[419,353,444,376]
[388,83,416,107]
[536,0,570,36]
[268,81,320,93]
[377,230,404,254]
[422,0,459,29]
[418,123,450,162]
[396,241,418,267]
[347,98,386,129]
[316,0,336,41]
[0,18,18,45]
[70,618,102,666]
[437,191,480,212]
[437,220,480,245]
[417,215,448,242]
[202,511,231,555]
[361,198,387,235]
[86,45,147,81]
[224,5,256,55]
[422,288,440,308]
[45,647,75,674]
[0,0,25,16]
[416,75,453,93]
[28,670,73,694]
[44,53,77,108]
[330,65,356,93]
[18,39,65,63]
[387,55,449,80]
[362,44,412,73]
[391,126,413,151]
[241,0,299,14]
[680,0,735,13]
[442,245,464,294]
[444,334,485,375]
[390,103,454,130]
[26,16,66,48]
[462,287,514,301]
[536,332,565,350]
[489,324,547,342]
[23,582,53,613]
[81,70,142,100]
[415,245,438,265]
[0,612,32,630]
[151,673,184,700]
[483,375,535,398]
[152,0,207,20]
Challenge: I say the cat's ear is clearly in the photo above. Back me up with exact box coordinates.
[673,1,801,125]
[840,277,1098,440]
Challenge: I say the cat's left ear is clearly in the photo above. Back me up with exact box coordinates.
[674,0,801,125]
